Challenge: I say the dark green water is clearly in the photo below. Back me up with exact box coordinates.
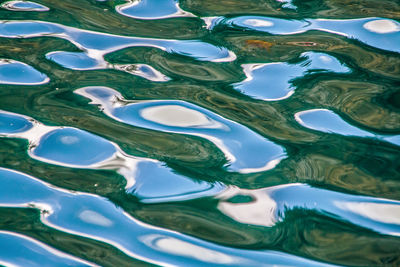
[0,0,399,266]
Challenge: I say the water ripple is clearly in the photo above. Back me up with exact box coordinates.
[0,20,236,63]
[1,1,399,265]
[218,183,400,236]
[0,167,336,266]
[0,109,224,203]
[233,51,350,101]
[46,51,171,81]
[0,231,96,266]
[75,86,287,173]
[217,16,400,53]
[295,108,400,146]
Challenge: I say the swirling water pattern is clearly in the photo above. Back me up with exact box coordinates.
[0,0,399,266]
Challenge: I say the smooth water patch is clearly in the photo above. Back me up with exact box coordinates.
[219,16,400,53]
[295,109,400,146]
[0,59,49,85]
[116,0,195,20]
[233,52,350,101]
[76,86,287,173]
[1,0,49,11]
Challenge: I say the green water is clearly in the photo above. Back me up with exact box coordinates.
[0,0,399,266]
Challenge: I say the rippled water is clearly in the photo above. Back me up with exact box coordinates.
[0,0,399,266]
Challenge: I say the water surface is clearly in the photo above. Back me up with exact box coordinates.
[0,0,399,266]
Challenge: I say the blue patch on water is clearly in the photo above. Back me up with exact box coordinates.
[227,16,309,34]
[46,51,101,70]
[163,40,232,61]
[32,128,117,166]
[296,109,400,146]
[0,112,33,134]
[296,109,371,136]
[0,59,49,85]
[0,231,92,266]
[1,0,49,11]
[132,161,224,203]
[233,52,350,100]
[117,0,180,19]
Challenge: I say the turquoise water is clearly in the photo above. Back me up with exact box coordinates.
[0,0,399,266]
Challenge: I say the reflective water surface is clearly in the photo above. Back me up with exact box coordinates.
[0,0,399,266]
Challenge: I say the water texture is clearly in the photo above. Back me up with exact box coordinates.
[0,0,399,266]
